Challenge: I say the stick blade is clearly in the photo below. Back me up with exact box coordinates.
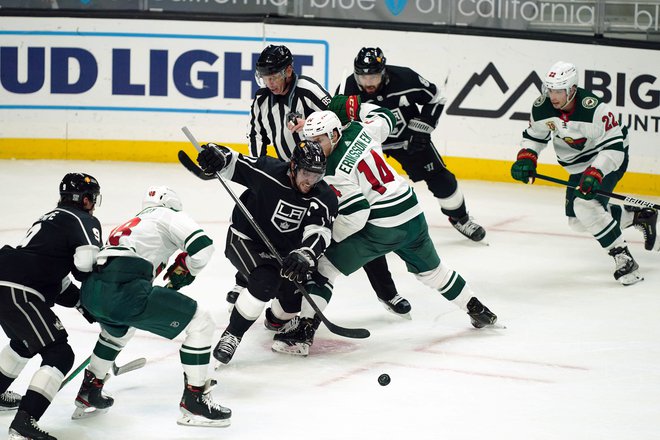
[112,358,147,376]
[324,321,370,339]
[178,150,214,180]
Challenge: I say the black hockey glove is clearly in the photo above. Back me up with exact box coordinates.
[197,143,231,176]
[406,118,434,154]
[76,302,97,324]
[280,248,316,283]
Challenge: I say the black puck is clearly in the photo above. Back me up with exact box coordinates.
[378,373,390,386]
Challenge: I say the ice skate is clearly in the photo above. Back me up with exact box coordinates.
[466,297,498,328]
[225,284,244,312]
[449,214,486,242]
[8,410,56,440]
[378,294,412,320]
[271,316,319,356]
[263,307,291,331]
[71,369,113,420]
[0,390,21,411]
[628,206,658,252]
[213,330,242,364]
[178,374,231,427]
[609,246,643,286]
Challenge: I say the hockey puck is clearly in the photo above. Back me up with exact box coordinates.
[378,374,390,386]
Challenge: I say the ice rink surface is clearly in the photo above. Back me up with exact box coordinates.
[1,159,659,440]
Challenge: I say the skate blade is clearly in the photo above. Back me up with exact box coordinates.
[271,341,309,356]
[619,271,644,286]
[8,428,27,440]
[71,404,109,420]
[177,413,231,427]
[381,304,412,320]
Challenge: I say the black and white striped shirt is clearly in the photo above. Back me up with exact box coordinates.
[248,73,331,161]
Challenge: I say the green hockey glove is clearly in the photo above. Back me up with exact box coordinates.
[575,167,603,200]
[329,95,361,125]
[511,148,538,183]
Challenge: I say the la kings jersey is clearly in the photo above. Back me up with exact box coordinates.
[326,104,423,242]
[249,73,332,161]
[521,87,628,175]
[0,206,102,302]
[338,65,446,144]
[99,207,214,278]
[217,151,338,257]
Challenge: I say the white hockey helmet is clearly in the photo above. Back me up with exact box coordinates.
[303,110,342,141]
[542,61,578,96]
[142,185,183,211]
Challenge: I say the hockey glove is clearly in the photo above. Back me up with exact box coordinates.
[406,118,434,154]
[197,143,231,176]
[510,148,538,183]
[164,252,195,290]
[76,302,96,324]
[329,95,361,125]
[280,248,316,283]
[575,167,603,200]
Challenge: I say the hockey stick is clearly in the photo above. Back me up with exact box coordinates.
[59,356,91,390]
[532,172,660,210]
[112,357,147,375]
[59,357,148,390]
[179,127,370,339]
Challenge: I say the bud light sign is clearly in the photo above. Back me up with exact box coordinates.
[0,30,329,115]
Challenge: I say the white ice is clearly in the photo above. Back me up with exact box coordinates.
[1,159,659,440]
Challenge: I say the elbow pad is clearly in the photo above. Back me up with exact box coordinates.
[74,245,100,273]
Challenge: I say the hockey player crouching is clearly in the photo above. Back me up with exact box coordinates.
[0,173,102,440]
[271,99,499,356]
[73,186,231,427]
[195,140,338,365]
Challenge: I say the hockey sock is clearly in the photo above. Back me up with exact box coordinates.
[89,328,135,378]
[0,344,30,392]
[181,308,214,387]
[19,365,63,420]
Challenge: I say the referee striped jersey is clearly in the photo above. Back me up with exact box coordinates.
[248,73,331,161]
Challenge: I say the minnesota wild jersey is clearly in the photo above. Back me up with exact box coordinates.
[326,104,422,242]
[98,206,214,278]
[521,87,628,175]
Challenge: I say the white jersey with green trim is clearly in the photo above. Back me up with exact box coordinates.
[97,206,214,278]
[325,104,423,242]
[521,88,628,175]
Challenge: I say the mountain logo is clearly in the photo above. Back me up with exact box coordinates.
[446,62,543,121]
[385,0,407,16]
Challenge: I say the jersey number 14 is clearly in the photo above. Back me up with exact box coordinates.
[357,150,394,195]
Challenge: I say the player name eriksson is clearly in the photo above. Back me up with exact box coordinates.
[338,131,372,174]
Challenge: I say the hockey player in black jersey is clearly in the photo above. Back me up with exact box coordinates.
[0,173,102,440]
[226,44,333,312]
[196,140,338,364]
[337,47,486,242]
[236,44,411,322]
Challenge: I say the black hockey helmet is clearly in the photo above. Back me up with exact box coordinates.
[290,140,326,190]
[354,47,386,75]
[59,172,101,209]
[256,45,293,76]
[292,140,326,175]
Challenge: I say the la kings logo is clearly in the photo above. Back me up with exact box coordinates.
[272,200,307,233]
